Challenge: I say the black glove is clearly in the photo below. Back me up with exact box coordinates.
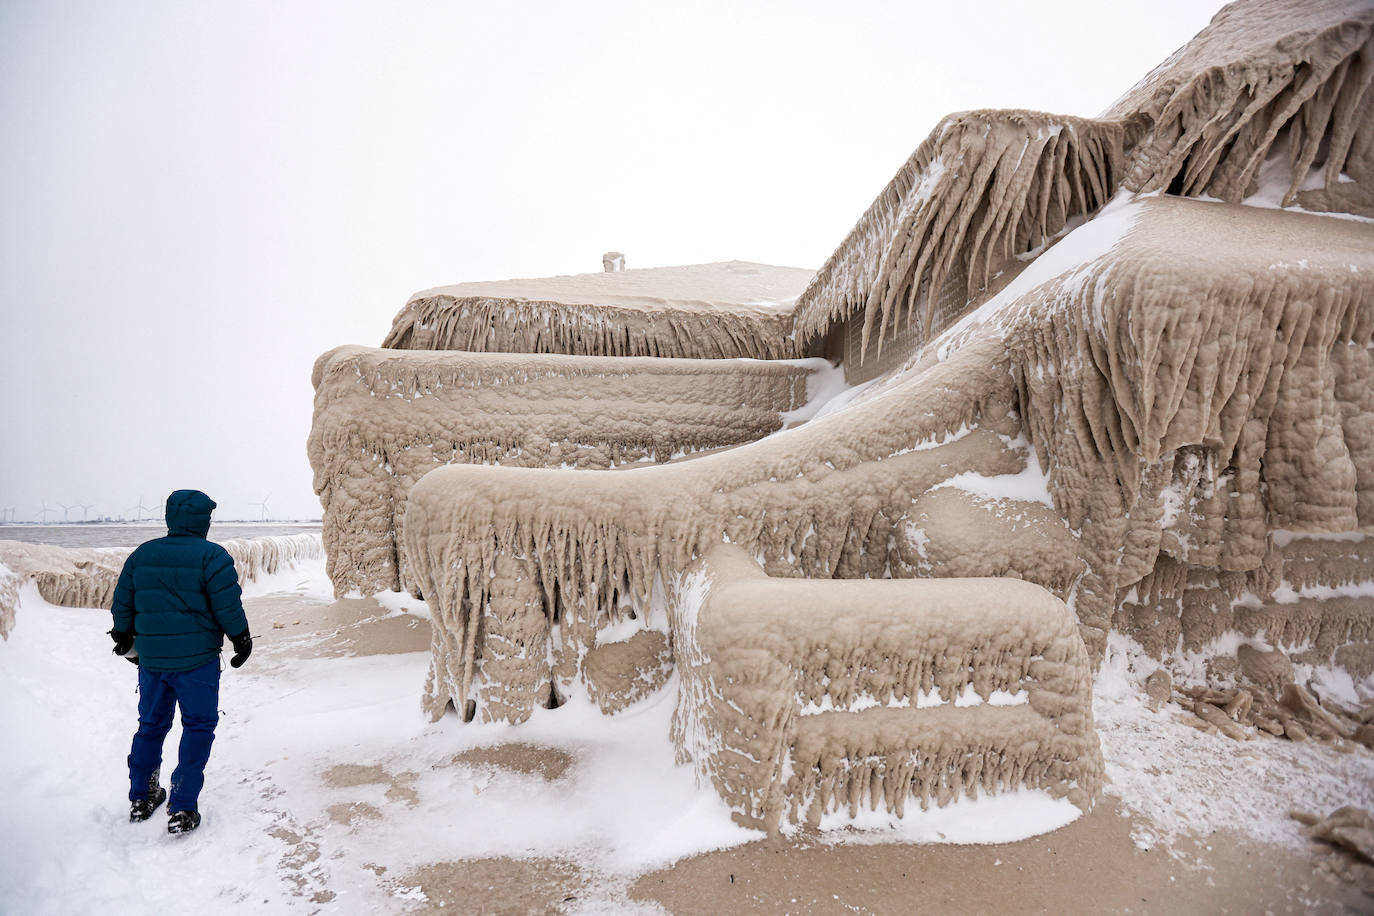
[229,630,253,669]
[109,629,135,658]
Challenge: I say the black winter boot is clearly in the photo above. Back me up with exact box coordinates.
[167,810,201,835]
[129,769,167,823]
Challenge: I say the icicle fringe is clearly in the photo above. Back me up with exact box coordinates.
[309,345,816,596]
[404,197,1374,724]
[790,0,1373,360]
[666,545,1101,832]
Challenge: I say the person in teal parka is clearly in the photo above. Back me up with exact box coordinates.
[109,489,253,835]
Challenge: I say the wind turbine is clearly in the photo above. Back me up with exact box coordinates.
[77,503,93,521]
[126,495,151,522]
[39,499,54,523]
[58,502,74,522]
[251,494,271,523]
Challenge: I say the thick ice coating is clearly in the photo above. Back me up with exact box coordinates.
[383,260,814,359]
[312,0,1374,826]
[309,344,820,596]
[402,195,1373,708]
[669,545,1101,831]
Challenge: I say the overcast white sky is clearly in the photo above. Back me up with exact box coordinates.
[0,0,1227,522]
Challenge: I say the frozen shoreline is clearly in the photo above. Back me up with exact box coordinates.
[0,523,322,550]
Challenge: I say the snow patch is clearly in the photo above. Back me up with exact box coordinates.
[1094,632,1374,854]
[934,194,1145,361]
[372,586,433,621]
[932,439,1054,507]
[812,788,1081,845]
[1271,529,1366,548]
[238,554,335,601]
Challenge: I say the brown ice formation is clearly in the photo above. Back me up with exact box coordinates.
[670,545,1100,830]
[0,534,323,636]
[400,197,1373,714]
[1292,806,1374,894]
[382,260,814,359]
[797,0,1374,361]
[0,559,23,638]
[309,344,818,596]
[310,0,1374,828]
[0,541,128,632]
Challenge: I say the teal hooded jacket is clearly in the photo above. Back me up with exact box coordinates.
[110,490,249,672]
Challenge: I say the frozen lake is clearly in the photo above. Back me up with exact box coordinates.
[0,523,322,550]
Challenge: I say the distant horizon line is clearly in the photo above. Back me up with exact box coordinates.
[0,518,323,526]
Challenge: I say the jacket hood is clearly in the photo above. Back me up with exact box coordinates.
[165,489,216,538]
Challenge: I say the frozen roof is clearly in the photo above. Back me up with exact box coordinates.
[409,260,814,315]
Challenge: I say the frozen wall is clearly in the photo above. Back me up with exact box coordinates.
[309,344,818,596]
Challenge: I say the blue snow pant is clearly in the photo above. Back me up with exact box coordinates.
[127,659,220,813]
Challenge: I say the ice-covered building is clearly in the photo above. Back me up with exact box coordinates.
[309,0,1374,831]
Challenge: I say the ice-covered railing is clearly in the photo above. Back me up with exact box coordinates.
[0,534,323,637]
[309,344,819,597]
[669,545,1102,832]
[402,338,1071,722]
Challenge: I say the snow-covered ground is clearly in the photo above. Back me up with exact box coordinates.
[2,559,1370,913]
[1095,632,1374,856]
[1,571,742,913]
